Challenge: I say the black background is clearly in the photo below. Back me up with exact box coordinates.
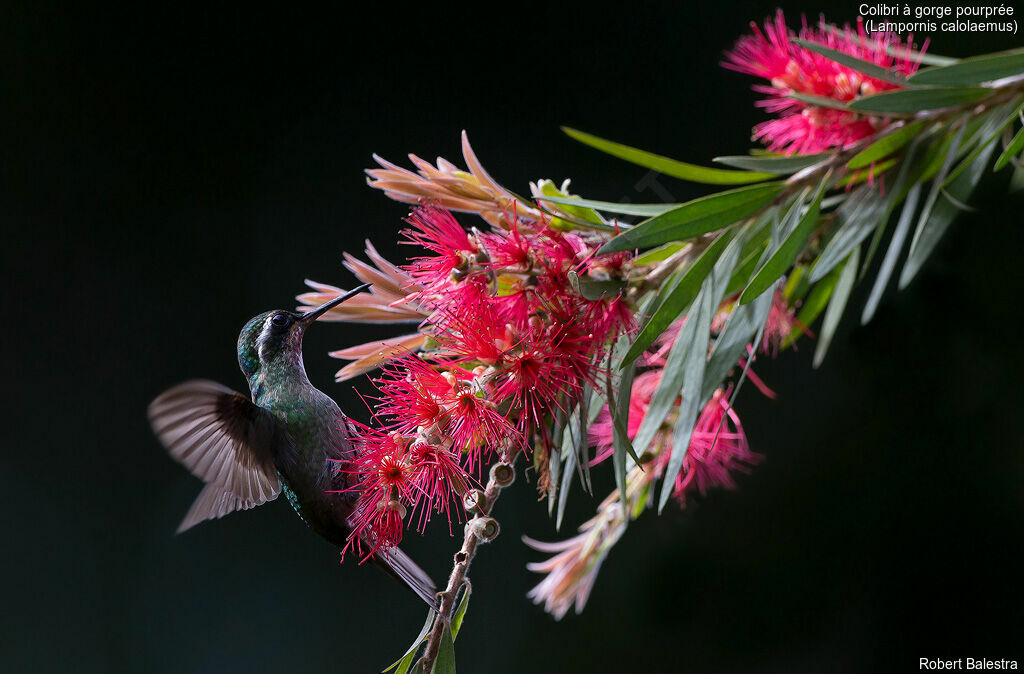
[4,2,1023,672]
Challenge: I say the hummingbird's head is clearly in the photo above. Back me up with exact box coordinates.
[236,283,371,382]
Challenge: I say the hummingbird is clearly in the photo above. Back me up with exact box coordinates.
[147,283,437,606]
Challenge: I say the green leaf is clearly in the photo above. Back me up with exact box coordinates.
[556,411,579,530]
[897,120,966,288]
[657,281,714,512]
[622,229,736,365]
[740,174,830,304]
[821,23,958,67]
[995,124,1024,171]
[633,242,686,266]
[431,626,456,674]
[712,153,829,174]
[908,48,1024,86]
[451,583,472,639]
[535,179,606,226]
[808,185,887,282]
[793,38,907,85]
[858,134,928,276]
[724,212,773,296]
[535,194,677,217]
[847,120,926,169]
[848,87,990,115]
[944,101,1023,187]
[783,267,838,348]
[609,344,639,511]
[788,92,851,111]
[386,610,436,674]
[577,278,627,301]
[862,183,921,324]
[702,287,775,399]
[546,408,563,517]
[899,132,997,288]
[598,182,784,254]
[813,247,859,368]
[562,127,775,185]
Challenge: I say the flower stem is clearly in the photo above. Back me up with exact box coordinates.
[418,460,516,670]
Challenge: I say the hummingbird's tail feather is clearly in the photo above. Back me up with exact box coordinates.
[372,546,438,608]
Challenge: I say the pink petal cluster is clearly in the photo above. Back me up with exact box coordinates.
[724,11,925,154]
[341,205,634,554]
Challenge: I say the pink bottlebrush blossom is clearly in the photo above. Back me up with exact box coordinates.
[407,440,471,534]
[590,372,759,505]
[337,425,416,559]
[723,11,926,154]
[671,389,760,504]
[402,206,480,292]
[761,289,812,355]
[373,356,449,434]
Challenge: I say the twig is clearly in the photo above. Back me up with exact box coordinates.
[418,460,517,670]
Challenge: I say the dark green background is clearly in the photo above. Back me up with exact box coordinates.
[4,2,1022,672]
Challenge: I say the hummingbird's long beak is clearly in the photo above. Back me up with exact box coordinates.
[298,283,372,325]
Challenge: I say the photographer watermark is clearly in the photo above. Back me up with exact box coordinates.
[919,658,1019,670]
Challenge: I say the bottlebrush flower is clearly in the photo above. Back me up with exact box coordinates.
[723,11,925,154]
[338,425,416,559]
[672,389,760,504]
[407,440,471,534]
[312,194,635,550]
[590,373,759,506]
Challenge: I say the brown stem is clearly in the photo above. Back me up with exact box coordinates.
[418,460,516,671]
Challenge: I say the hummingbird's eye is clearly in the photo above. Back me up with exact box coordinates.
[271,313,290,328]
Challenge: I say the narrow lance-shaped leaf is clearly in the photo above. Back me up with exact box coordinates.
[633,242,686,266]
[535,194,679,217]
[862,183,922,324]
[657,280,715,512]
[562,127,775,185]
[622,228,736,365]
[386,610,436,674]
[712,153,829,174]
[859,135,928,275]
[897,120,967,287]
[788,92,852,111]
[609,347,638,512]
[740,173,831,304]
[908,48,1024,86]
[899,135,997,288]
[451,582,472,639]
[547,407,568,518]
[847,120,926,169]
[556,412,579,531]
[784,267,839,348]
[943,100,1024,187]
[792,37,908,85]
[431,626,456,674]
[813,247,859,368]
[702,287,776,400]
[630,234,743,454]
[599,182,783,254]
[848,87,990,115]
[535,180,607,227]
[995,123,1024,171]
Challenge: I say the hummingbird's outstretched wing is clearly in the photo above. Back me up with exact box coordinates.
[176,483,264,533]
[148,380,283,531]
